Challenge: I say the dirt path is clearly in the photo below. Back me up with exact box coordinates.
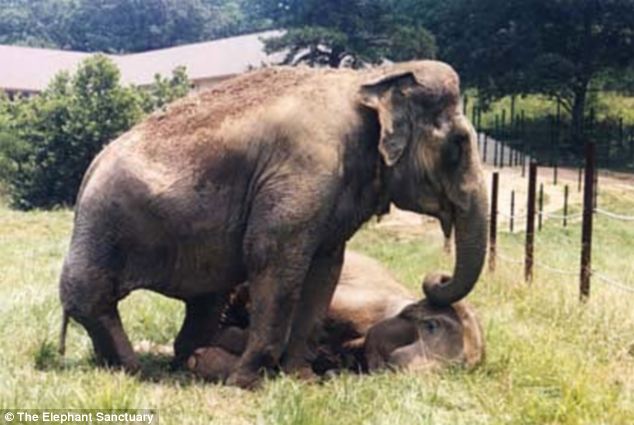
[484,165,583,232]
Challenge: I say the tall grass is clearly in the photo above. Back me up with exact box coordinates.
[0,180,633,424]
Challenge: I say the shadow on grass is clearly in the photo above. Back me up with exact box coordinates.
[33,339,201,386]
[136,352,199,385]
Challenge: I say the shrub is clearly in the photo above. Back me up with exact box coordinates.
[0,55,190,209]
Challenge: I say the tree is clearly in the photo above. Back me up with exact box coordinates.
[0,0,74,47]
[0,93,30,189]
[66,0,204,52]
[139,66,191,112]
[530,0,634,136]
[0,55,192,209]
[431,0,634,137]
[3,56,142,208]
[0,0,271,52]
[257,0,436,68]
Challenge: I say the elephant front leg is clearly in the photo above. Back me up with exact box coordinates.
[227,177,334,388]
[282,245,345,378]
[225,260,310,389]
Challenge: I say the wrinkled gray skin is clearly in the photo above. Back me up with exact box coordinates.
[59,61,488,389]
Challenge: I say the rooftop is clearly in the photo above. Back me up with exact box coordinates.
[0,30,283,93]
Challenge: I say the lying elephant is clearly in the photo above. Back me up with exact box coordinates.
[59,60,488,388]
[187,251,485,382]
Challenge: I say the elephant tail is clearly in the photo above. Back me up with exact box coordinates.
[59,310,69,356]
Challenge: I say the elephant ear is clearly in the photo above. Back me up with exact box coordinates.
[360,72,418,166]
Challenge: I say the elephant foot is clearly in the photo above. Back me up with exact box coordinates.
[286,365,318,382]
[226,368,263,390]
[187,347,238,383]
[282,357,318,382]
[94,355,142,375]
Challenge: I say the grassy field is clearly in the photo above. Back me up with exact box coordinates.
[1,177,634,425]
[469,92,634,127]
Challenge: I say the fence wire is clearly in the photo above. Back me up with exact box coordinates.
[537,262,579,276]
[496,211,585,223]
[488,159,634,296]
[542,211,583,220]
[592,271,634,293]
[594,208,634,222]
[496,208,632,225]
[498,211,528,220]
[495,250,634,293]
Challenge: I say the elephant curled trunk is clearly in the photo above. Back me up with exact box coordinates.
[423,187,488,307]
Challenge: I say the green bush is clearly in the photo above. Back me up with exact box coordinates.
[0,55,190,210]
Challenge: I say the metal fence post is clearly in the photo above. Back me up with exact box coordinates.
[489,172,499,272]
[515,149,520,167]
[578,166,583,192]
[521,141,526,177]
[619,117,624,148]
[630,127,634,161]
[563,185,569,227]
[593,163,599,209]
[525,162,538,283]
[580,143,596,301]
[500,142,505,169]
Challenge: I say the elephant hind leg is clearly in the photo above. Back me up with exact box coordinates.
[74,307,140,373]
[60,260,139,373]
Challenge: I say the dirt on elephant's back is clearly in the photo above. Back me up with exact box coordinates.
[143,67,316,141]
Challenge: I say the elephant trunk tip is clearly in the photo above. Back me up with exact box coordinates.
[422,272,477,307]
[422,273,454,307]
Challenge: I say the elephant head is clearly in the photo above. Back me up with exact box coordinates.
[359,61,488,306]
[364,298,485,372]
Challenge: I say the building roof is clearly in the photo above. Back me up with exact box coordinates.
[0,30,283,93]
[0,45,91,93]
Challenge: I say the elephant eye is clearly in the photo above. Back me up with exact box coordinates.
[423,319,440,334]
[442,133,465,168]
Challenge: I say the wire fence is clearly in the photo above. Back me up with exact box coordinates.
[487,141,634,297]
[594,208,634,221]
[472,102,634,173]
[498,208,629,227]
[542,211,583,220]
[593,272,634,293]
[497,250,634,292]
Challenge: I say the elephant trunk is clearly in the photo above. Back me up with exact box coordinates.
[423,187,488,306]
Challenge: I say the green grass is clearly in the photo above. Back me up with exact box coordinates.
[1,183,634,424]
[468,92,634,127]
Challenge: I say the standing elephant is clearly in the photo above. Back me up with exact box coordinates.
[187,250,485,382]
[59,60,488,388]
